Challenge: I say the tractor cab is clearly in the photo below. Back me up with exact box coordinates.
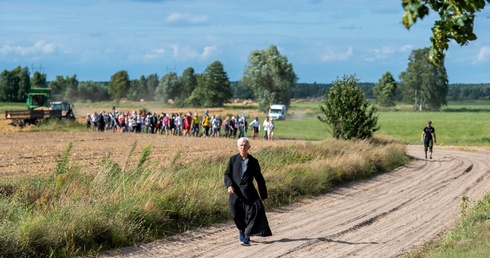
[50,101,75,119]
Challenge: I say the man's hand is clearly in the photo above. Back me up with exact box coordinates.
[227,186,234,194]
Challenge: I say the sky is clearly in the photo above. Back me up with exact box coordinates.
[1,0,489,84]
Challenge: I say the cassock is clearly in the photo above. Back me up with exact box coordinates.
[224,153,272,237]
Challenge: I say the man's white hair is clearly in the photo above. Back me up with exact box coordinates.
[237,137,251,146]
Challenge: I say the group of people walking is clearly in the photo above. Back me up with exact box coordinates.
[85,110,276,140]
[249,116,275,141]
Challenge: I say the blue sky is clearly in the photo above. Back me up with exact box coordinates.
[1,0,489,83]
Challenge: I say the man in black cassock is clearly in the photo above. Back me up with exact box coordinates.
[224,137,272,246]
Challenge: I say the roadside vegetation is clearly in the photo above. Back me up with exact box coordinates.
[406,194,490,258]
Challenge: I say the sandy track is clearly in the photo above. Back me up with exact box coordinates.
[96,146,490,258]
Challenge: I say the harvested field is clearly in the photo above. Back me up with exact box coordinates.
[0,118,288,178]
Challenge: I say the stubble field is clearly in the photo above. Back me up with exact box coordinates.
[0,116,287,178]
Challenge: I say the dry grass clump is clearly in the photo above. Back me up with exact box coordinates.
[258,137,409,205]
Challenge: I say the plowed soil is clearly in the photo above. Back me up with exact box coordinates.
[2,116,490,258]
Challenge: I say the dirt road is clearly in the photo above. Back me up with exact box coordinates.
[97,146,490,258]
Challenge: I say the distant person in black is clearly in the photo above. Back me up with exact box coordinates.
[421,121,436,159]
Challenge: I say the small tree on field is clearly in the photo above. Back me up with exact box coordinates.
[373,71,397,107]
[318,75,379,140]
[108,70,130,104]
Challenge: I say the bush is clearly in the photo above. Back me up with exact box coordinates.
[318,75,379,140]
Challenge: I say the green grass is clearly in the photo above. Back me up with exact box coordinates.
[271,119,327,141]
[406,195,490,258]
[273,110,490,146]
[377,111,490,146]
[442,100,490,111]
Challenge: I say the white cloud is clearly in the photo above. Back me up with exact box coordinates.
[475,46,490,63]
[35,40,56,53]
[399,44,414,52]
[169,44,217,61]
[165,13,208,25]
[367,46,395,60]
[1,40,57,56]
[201,45,217,60]
[321,47,353,61]
[142,48,166,61]
[364,44,414,61]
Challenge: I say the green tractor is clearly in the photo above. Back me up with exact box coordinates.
[5,88,75,127]
[25,87,53,109]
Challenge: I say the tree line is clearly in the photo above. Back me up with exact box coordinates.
[1,46,489,113]
[1,46,297,113]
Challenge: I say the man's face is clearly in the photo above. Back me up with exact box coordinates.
[428,123,432,127]
[237,140,250,156]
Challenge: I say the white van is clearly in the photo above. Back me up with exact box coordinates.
[268,104,286,120]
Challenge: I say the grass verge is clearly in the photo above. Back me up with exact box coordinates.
[405,194,490,258]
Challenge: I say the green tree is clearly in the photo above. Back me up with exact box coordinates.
[188,74,206,107]
[0,66,31,102]
[189,61,232,107]
[126,75,149,102]
[63,75,79,102]
[77,81,109,102]
[242,45,297,113]
[318,75,379,140]
[145,74,159,102]
[231,81,255,100]
[154,72,181,104]
[399,47,448,111]
[49,76,66,96]
[49,75,80,101]
[11,66,30,102]
[0,70,14,102]
[175,67,197,107]
[31,71,47,88]
[451,87,462,101]
[469,87,482,100]
[402,0,489,66]
[108,70,130,104]
[373,72,397,107]
[126,79,140,101]
[16,67,30,101]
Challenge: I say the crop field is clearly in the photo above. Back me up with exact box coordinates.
[0,120,290,178]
